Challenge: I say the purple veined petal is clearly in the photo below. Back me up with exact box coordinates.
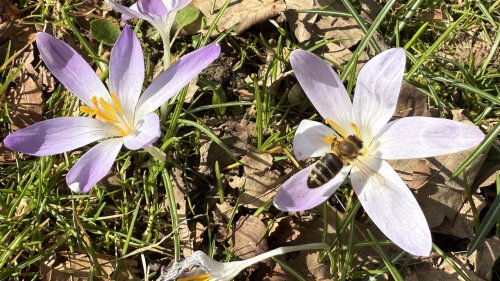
[289,50,353,133]
[293,120,334,161]
[121,3,138,21]
[36,33,108,106]
[3,117,118,156]
[350,156,432,256]
[352,48,406,142]
[273,165,350,211]
[123,113,161,150]
[135,43,221,119]
[374,116,485,160]
[66,138,123,193]
[137,0,168,18]
[110,25,144,121]
[169,0,192,12]
[108,0,150,21]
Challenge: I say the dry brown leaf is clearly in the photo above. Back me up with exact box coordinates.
[287,82,305,104]
[469,237,500,280]
[408,159,432,189]
[395,82,431,118]
[190,0,286,36]
[40,252,139,281]
[284,0,316,42]
[233,215,269,259]
[406,261,484,281]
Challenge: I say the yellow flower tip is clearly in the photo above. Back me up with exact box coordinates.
[324,135,333,144]
[80,105,97,116]
[177,273,213,281]
[110,92,125,116]
[325,119,348,138]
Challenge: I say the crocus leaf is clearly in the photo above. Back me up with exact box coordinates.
[467,191,500,256]
[212,86,227,116]
[90,19,121,46]
[175,6,200,29]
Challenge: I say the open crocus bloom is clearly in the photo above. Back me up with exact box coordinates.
[160,243,326,281]
[4,26,220,193]
[273,48,484,256]
[107,0,191,64]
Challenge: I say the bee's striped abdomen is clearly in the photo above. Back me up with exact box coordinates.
[307,153,343,189]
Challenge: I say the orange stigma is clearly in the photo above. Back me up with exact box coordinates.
[80,93,133,136]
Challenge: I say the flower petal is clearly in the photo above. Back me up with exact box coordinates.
[293,120,334,160]
[137,0,167,18]
[121,3,138,21]
[110,25,144,120]
[273,165,350,211]
[169,0,191,11]
[66,138,123,193]
[4,117,117,156]
[108,0,150,21]
[135,43,221,118]
[289,50,352,132]
[374,116,485,159]
[36,33,108,106]
[123,113,161,150]
[352,48,406,141]
[350,157,432,256]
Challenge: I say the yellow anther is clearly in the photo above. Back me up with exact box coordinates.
[350,122,362,139]
[178,274,212,281]
[110,92,125,116]
[325,119,348,138]
[324,136,334,144]
[98,97,117,116]
[91,96,99,109]
[80,105,97,116]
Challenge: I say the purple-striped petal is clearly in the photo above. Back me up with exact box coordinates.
[121,3,138,20]
[66,138,123,193]
[289,50,353,134]
[108,0,150,21]
[123,113,160,150]
[168,0,191,12]
[273,165,350,211]
[3,117,117,156]
[135,43,221,118]
[350,157,432,256]
[293,120,334,161]
[374,116,484,160]
[352,48,406,141]
[138,0,167,18]
[36,33,108,106]
[110,26,144,120]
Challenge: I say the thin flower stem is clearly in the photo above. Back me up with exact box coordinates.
[160,30,172,121]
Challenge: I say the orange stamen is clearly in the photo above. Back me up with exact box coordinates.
[178,274,212,281]
[350,122,361,139]
[324,136,334,144]
[325,119,348,138]
[110,92,125,116]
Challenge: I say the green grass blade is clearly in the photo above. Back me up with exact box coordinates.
[467,192,500,256]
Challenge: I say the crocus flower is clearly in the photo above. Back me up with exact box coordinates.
[273,48,484,256]
[4,26,220,193]
[107,0,191,66]
[159,243,326,281]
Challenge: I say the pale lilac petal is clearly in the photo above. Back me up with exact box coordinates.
[36,33,108,106]
[273,165,350,211]
[293,120,334,161]
[121,3,138,20]
[375,116,484,159]
[110,26,144,120]
[352,48,406,141]
[108,0,150,21]
[66,138,123,193]
[169,0,191,11]
[4,117,117,156]
[135,43,221,118]
[289,50,352,133]
[138,0,167,18]
[123,113,160,150]
[350,157,432,256]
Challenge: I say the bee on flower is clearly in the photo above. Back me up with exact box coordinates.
[4,26,220,193]
[273,48,485,256]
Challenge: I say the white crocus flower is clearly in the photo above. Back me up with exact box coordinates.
[273,48,484,256]
[158,243,326,281]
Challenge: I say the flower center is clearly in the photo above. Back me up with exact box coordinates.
[177,274,213,281]
[324,119,365,160]
[80,93,134,137]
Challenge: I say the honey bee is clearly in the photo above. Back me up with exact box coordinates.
[307,135,363,188]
